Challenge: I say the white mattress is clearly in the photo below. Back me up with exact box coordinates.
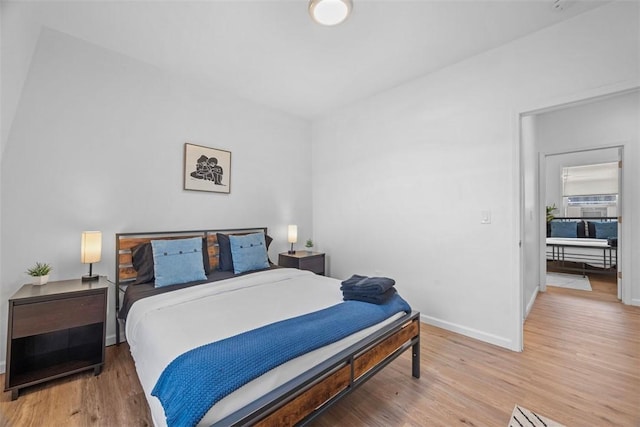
[125,268,405,426]
[546,237,610,247]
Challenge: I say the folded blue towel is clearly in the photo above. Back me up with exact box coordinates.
[340,274,368,287]
[341,286,391,297]
[343,288,397,304]
[340,274,396,294]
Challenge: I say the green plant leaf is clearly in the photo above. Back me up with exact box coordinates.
[26,262,52,276]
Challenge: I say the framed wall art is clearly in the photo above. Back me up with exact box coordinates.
[183,143,231,194]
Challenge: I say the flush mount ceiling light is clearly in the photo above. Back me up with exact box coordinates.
[309,0,353,26]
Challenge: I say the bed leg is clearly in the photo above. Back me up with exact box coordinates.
[412,340,420,378]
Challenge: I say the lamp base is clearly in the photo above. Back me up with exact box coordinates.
[288,250,296,254]
[82,274,99,282]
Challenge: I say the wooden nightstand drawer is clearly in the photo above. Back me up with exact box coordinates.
[298,257,324,274]
[12,294,105,338]
[279,251,325,275]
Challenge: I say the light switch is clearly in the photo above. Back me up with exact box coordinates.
[481,210,491,224]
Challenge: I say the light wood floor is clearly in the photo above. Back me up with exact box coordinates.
[1,274,638,426]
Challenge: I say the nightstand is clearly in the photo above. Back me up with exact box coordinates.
[278,251,325,275]
[4,277,108,400]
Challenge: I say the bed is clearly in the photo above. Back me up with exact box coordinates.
[115,228,420,427]
[546,217,618,276]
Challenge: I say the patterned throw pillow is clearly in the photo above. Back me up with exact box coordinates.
[151,237,207,287]
[593,221,618,239]
[229,233,269,274]
[218,232,273,271]
[550,221,578,238]
[132,238,210,284]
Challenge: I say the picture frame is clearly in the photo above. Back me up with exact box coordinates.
[183,143,231,194]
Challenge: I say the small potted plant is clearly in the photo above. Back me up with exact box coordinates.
[546,204,558,237]
[546,204,558,223]
[305,239,314,253]
[26,262,52,286]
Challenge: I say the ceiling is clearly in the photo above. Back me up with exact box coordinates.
[4,0,608,120]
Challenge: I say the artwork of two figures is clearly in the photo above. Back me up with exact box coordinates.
[191,155,223,184]
[184,143,231,194]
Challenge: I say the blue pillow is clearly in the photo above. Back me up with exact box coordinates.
[550,221,578,238]
[229,233,269,274]
[593,221,618,239]
[151,237,207,287]
[216,233,234,272]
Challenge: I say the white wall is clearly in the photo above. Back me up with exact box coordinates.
[0,29,312,369]
[311,2,639,349]
[1,1,42,154]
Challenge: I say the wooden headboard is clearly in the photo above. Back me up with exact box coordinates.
[115,227,268,286]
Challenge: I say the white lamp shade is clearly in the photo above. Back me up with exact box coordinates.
[309,0,352,26]
[81,231,102,264]
[287,225,298,244]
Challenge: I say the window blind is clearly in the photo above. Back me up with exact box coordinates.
[562,162,618,196]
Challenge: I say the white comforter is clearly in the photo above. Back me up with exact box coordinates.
[126,268,404,426]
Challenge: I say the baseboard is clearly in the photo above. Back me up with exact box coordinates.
[106,333,118,347]
[524,286,540,319]
[0,361,5,375]
[419,313,514,350]
[631,298,640,307]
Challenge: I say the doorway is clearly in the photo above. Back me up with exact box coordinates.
[519,87,638,349]
[541,147,621,298]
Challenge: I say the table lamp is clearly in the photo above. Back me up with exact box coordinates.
[81,231,101,281]
[288,225,298,254]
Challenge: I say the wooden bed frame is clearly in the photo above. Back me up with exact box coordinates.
[115,227,421,426]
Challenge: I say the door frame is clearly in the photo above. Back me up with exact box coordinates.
[514,80,638,352]
[538,146,624,298]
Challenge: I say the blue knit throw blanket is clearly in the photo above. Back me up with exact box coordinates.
[152,294,411,427]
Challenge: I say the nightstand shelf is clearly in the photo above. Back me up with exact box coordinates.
[4,277,108,400]
[278,251,325,275]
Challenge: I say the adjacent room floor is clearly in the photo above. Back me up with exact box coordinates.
[1,274,637,426]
